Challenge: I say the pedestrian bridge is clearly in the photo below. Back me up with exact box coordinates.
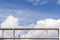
[0,28,59,40]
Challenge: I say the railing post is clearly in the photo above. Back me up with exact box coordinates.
[13,28,15,40]
[58,28,60,40]
[2,29,4,40]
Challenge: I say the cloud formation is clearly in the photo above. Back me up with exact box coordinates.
[35,19,60,28]
[0,15,59,40]
[0,15,24,38]
[20,19,59,40]
[1,15,19,28]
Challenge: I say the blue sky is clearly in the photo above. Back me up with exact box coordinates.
[0,0,60,26]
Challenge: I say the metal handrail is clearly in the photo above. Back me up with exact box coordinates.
[0,28,59,30]
[0,28,59,40]
[0,38,58,39]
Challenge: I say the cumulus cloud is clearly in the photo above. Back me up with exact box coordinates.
[0,15,59,40]
[20,19,59,40]
[1,15,19,28]
[0,15,25,38]
[35,19,60,28]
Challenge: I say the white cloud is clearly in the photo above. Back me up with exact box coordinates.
[35,19,60,28]
[0,15,25,38]
[1,15,19,28]
[20,19,60,40]
[27,0,48,6]
[0,15,60,40]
